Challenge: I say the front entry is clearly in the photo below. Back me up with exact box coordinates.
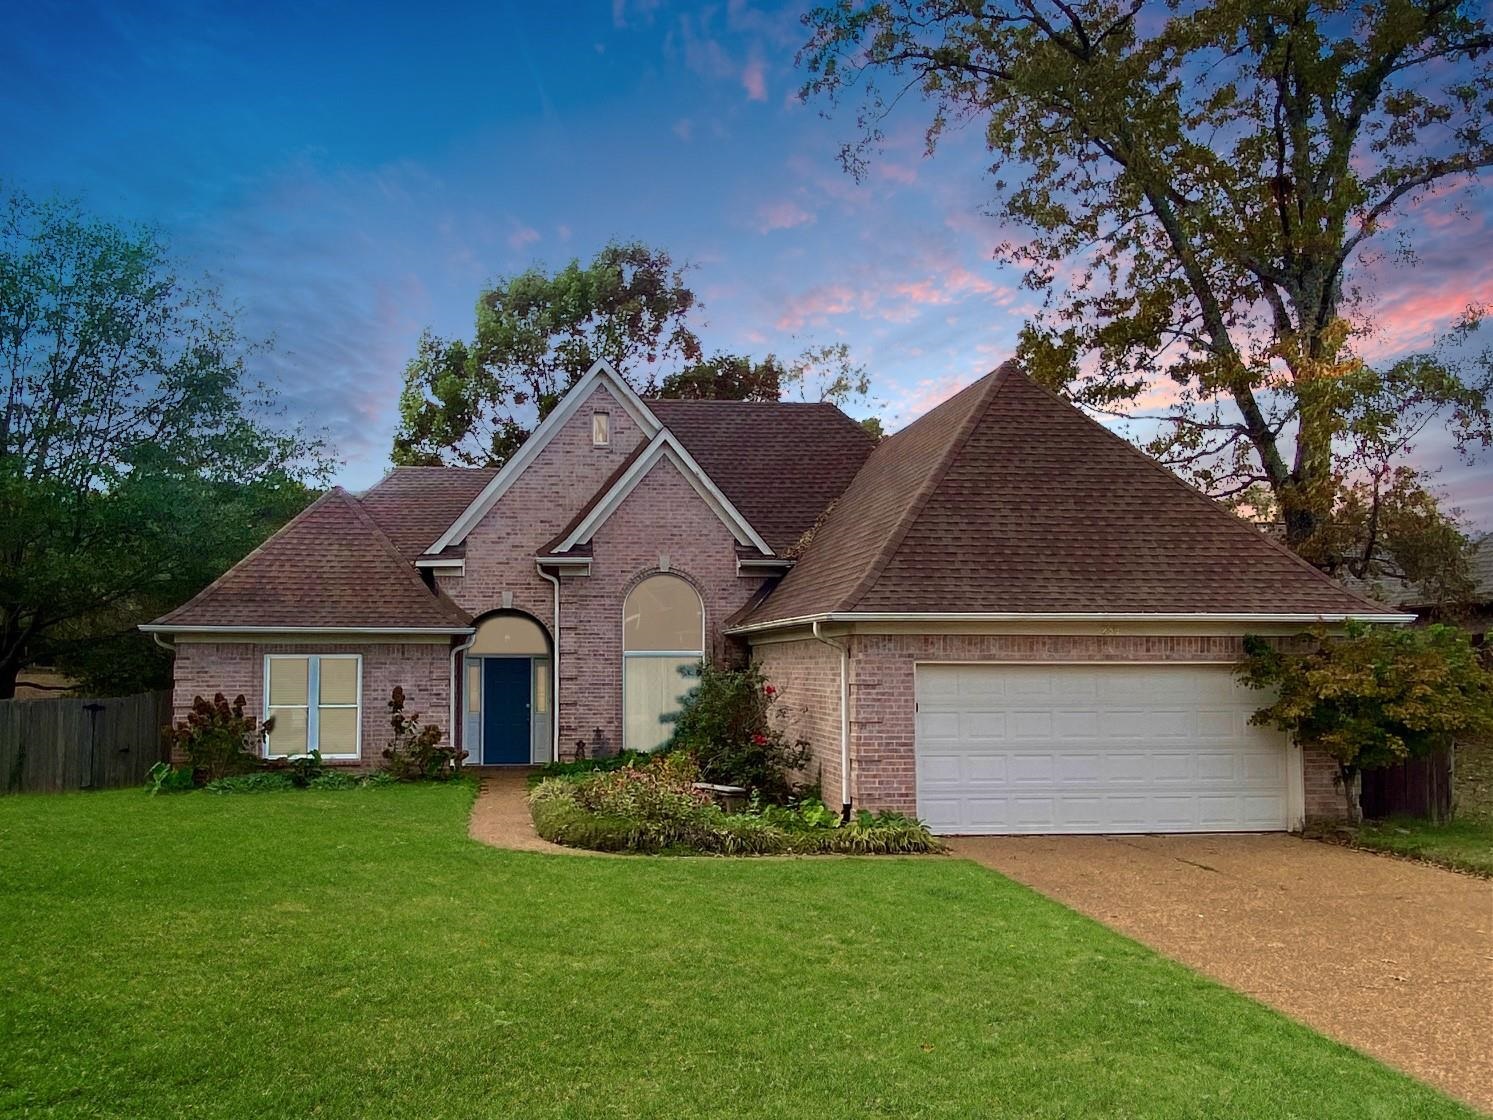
[481,658,532,765]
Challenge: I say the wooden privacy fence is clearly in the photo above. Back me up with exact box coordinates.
[1360,742,1455,823]
[0,690,172,794]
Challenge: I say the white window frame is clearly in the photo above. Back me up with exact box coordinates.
[262,653,363,760]
[592,410,610,446]
[621,575,706,752]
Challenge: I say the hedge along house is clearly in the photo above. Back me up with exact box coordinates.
[143,360,1410,833]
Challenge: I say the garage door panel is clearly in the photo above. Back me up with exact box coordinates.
[915,664,1289,835]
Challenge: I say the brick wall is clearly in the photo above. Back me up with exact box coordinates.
[749,630,1332,826]
[559,458,767,756]
[1303,746,1348,822]
[169,640,452,766]
[751,638,845,805]
[439,384,648,635]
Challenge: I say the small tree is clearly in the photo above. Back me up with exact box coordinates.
[1237,624,1493,823]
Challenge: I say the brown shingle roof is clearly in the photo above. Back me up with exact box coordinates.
[358,466,498,557]
[645,399,876,554]
[742,363,1401,625]
[151,488,471,630]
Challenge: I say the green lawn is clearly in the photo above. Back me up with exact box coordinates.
[1347,738,1493,877]
[1353,816,1493,876]
[0,785,1475,1119]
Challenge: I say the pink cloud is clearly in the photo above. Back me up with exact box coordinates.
[755,200,814,233]
[742,57,767,101]
[775,283,858,331]
[507,224,540,251]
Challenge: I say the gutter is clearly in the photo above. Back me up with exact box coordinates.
[536,561,562,763]
[727,610,1418,636]
[811,620,851,821]
[138,624,476,637]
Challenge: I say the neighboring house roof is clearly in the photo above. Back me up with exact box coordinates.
[358,466,498,557]
[146,488,471,632]
[645,399,876,554]
[1344,531,1493,610]
[738,363,1403,627]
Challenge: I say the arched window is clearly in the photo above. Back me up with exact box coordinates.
[622,574,704,752]
[470,613,549,656]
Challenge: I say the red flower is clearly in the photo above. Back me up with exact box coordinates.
[763,685,776,696]
[751,733,769,746]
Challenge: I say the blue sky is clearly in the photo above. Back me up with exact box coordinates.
[4,0,1489,525]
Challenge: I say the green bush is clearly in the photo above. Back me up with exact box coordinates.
[528,750,653,786]
[529,768,942,857]
[204,772,297,795]
[144,762,196,795]
[308,769,359,790]
[665,662,809,801]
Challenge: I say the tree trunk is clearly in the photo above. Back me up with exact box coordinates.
[1338,764,1362,826]
[0,657,20,701]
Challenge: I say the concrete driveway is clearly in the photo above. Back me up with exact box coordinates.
[950,834,1493,1114]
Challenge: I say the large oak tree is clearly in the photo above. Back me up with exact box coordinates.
[800,0,1493,582]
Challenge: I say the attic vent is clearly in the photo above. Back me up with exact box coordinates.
[592,411,610,446]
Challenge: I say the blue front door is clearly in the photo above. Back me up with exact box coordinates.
[482,658,531,764]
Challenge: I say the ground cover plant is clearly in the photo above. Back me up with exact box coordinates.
[529,751,940,856]
[0,784,1476,1119]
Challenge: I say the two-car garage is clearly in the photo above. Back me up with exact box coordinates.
[914,663,1298,835]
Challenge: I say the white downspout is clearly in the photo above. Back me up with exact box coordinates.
[811,620,851,819]
[449,630,477,761]
[536,562,561,763]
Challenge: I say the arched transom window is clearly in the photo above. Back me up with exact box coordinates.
[622,574,703,752]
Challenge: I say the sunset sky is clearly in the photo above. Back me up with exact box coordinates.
[4,0,1489,525]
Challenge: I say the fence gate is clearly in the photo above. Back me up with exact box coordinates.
[0,690,173,794]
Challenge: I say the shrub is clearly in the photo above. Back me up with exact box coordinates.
[381,686,465,781]
[529,769,943,856]
[204,771,297,795]
[308,769,359,790]
[145,762,196,795]
[665,662,809,801]
[263,750,327,787]
[529,750,653,786]
[1239,623,1493,822]
[167,693,271,781]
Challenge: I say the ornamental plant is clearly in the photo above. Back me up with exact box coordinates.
[1238,624,1493,823]
[381,686,465,781]
[665,662,809,802]
[166,693,271,782]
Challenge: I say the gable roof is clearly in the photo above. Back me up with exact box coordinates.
[358,466,498,557]
[540,429,773,556]
[427,360,662,555]
[145,488,471,633]
[736,363,1408,628]
[645,399,876,554]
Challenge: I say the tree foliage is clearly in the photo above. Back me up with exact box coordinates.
[0,188,328,698]
[392,241,702,466]
[658,352,786,401]
[800,0,1493,573]
[1238,623,1493,820]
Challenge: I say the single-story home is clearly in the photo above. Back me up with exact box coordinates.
[143,360,1410,834]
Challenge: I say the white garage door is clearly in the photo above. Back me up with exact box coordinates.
[915,664,1290,835]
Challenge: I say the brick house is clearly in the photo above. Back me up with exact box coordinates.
[143,360,1409,833]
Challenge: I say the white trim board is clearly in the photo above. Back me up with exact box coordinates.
[427,360,662,555]
[553,431,773,555]
[727,610,1416,636]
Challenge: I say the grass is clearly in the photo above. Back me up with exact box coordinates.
[0,784,1476,1119]
[1352,816,1493,877]
[1344,737,1493,877]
